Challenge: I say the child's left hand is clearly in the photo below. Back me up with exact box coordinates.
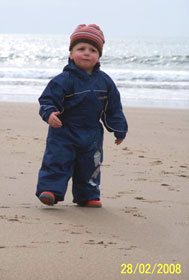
[115,139,124,145]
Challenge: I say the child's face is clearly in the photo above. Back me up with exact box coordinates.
[70,42,100,74]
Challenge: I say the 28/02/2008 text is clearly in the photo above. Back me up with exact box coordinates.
[120,263,182,275]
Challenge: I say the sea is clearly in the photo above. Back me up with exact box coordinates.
[0,34,189,108]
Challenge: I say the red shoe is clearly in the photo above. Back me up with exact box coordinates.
[39,191,55,206]
[85,200,102,208]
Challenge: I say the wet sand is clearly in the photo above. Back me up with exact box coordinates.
[0,102,189,280]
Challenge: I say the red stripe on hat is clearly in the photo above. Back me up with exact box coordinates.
[69,24,105,56]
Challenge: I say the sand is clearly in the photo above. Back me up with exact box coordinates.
[0,102,189,280]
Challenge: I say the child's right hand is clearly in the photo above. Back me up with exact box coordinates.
[48,112,62,128]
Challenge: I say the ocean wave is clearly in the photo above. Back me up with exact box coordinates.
[0,67,189,92]
[1,54,188,70]
[105,68,189,83]
[117,81,189,90]
[102,55,189,67]
[1,67,188,83]
[1,78,188,92]
[0,68,59,80]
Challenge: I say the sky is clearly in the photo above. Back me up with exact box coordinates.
[0,0,188,37]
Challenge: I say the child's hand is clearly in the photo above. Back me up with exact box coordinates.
[115,139,124,145]
[48,112,62,128]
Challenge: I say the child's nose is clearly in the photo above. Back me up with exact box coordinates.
[84,48,90,55]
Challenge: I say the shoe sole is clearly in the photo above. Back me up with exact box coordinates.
[39,192,55,206]
[85,201,102,208]
[86,204,102,208]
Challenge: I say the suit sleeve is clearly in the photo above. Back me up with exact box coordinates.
[38,73,69,123]
[101,77,128,139]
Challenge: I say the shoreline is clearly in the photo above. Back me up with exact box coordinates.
[1,99,189,111]
[0,102,189,280]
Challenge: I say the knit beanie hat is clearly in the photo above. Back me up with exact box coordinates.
[69,24,105,57]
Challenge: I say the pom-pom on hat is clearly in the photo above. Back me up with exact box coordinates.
[69,24,105,57]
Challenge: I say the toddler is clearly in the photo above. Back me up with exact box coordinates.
[36,24,128,207]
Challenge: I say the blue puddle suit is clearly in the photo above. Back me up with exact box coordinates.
[36,59,128,204]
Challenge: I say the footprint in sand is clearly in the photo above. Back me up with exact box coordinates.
[106,196,117,199]
[118,245,137,251]
[15,245,35,249]
[127,151,134,155]
[123,206,146,218]
[135,178,147,181]
[0,215,6,220]
[57,241,69,244]
[142,199,162,203]
[85,240,117,249]
[180,165,188,169]
[101,164,111,167]
[151,160,163,165]
[5,215,28,223]
[31,241,50,244]
[161,183,180,192]
[178,174,188,178]
[166,186,180,192]
[135,196,145,200]
[118,190,135,195]
[20,203,32,209]
[135,196,161,204]
[85,240,104,245]
[106,190,135,200]
[161,170,174,175]
[122,147,129,151]
[8,218,20,222]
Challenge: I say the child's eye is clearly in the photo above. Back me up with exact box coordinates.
[91,48,97,53]
[78,47,85,51]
